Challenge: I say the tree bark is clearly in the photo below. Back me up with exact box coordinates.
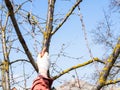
[95,38,120,90]
[1,25,10,90]
[43,0,56,52]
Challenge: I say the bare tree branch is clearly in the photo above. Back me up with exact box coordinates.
[105,78,120,85]
[0,59,30,67]
[53,57,100,80]
[53,54,120,80]
[14,0,30,14]
[42,0,56,53]
[52,0,83,35]
[4,0,38,72]
[10,59,30,65]
[27,13,44,33]
[1,12,10,90]
[78,9,93,59]
[95,38,120,90]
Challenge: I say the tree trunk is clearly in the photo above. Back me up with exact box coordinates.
[1,27,10,90]
[1,61,10,90]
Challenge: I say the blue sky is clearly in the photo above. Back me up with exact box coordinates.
[1,0,120,89]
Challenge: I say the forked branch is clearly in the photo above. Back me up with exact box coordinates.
[4,0,38,72]
[53,58,100,80]
[52,0,83,35]
[95,38,120,90]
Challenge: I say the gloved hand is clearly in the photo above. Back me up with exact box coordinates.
[37,49,50,78]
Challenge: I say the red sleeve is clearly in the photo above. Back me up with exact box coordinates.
[31,75,53,90]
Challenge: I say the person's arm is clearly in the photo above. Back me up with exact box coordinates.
[31,48,53,90]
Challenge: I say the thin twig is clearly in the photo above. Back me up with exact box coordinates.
[14,0,30,14]
[10,59,30,65]
[75,69,81,88]
[52,0,83,35]
[78,6,93,59]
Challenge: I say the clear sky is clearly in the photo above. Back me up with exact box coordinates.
[1,0,120,89]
